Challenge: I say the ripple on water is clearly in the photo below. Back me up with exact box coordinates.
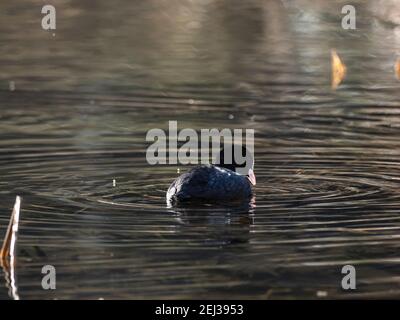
[2,0,400,299]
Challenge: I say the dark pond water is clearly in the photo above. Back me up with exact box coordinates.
[1,0,400,299]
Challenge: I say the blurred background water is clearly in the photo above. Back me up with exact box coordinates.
[1,0,400,299]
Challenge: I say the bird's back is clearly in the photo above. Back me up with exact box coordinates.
[166,165,252,204]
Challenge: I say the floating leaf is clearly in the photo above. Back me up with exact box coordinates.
[331,50,347,90]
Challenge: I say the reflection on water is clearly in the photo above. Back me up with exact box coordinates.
[1,0,400,299]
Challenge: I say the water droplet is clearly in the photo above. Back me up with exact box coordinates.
[316,291,328,298]
[9,81,15,91]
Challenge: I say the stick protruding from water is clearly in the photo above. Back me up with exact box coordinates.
[0,196,21,261]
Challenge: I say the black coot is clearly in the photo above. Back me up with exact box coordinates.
[166,146,256,204]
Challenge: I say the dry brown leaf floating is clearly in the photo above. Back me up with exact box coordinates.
[395,58,400,80]
[331,50,347,90]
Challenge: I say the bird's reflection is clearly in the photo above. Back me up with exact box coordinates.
[166,196,256,247]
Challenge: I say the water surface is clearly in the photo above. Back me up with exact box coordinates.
[1,0,400,299]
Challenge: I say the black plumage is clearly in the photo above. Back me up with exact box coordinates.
[166,165,253,204]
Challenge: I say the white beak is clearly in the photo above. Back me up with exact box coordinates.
[248,168,256,186]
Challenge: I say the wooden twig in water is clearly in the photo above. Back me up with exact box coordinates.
[0,196,21,262]
[0,196,21,300]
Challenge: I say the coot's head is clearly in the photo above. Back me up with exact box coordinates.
[215,145,256,186]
